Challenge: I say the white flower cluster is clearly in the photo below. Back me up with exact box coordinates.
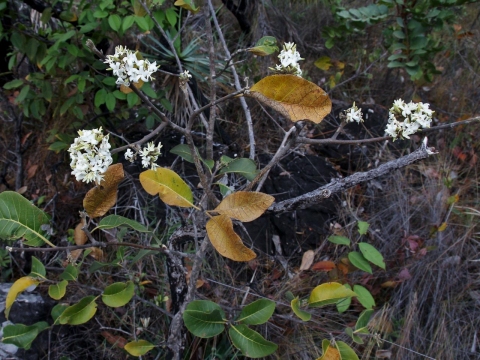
[179,70,192,81]
[125,142,163,170]
[343,102,364,123]
[68,127,113,184]
[273,42,303,77]
[385,99,434,140]
[104,45,160,87]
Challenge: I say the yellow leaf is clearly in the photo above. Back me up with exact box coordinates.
[314,56,333,71]
[5,276,40,319]
[119,80,144,94]
[139,167,195,208]
[213,191,274,222]
[316,341,341,360]
[83,164,124,218]
[308,282,357,307]
[438,222,447,232]
[174,0,200,13]
[246,74,331,123]
[206,215,256,262]
[133,0,149,17]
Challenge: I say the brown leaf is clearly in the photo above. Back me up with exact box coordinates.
[299,250,315,271]
[26,164,39,180]
[247,74,332,123]
[83,164,124,218]
[214,191,274,222]
[88,247,104,261]
[206,215,256,262]
[312,260,336,272]
[17,186,28,194]
[101,331,127,349]
[74,218,87,245]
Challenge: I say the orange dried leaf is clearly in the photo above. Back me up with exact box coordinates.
[74,218,87,245]
[101,331,127,348]
[312,261,336,272]
[214,191,274,222]
[206,214,256,262]
[317,343,341,360]
[83,164,124,218]
[247,74,332,123]
[119,80,144,94]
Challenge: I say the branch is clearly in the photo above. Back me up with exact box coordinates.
[269,138,437,214]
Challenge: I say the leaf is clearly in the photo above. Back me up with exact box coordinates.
[102,281,135,307]
[358,243,385,269]
[353,285,375,309]
[1,321,49,350]
[48,280,68,300]
[328,235,350,246]
[124,339,155,356]
[108,14,121,31]
[345,327,364,344]
[357,221,369,235]
[122,15,135,31]
[308,282,357,308]
[140,167,195,208]
[355,309,373,332]
[58,295,97,325]
[101,330,127,348]
[60,264,79,281]
[51,304,68,323]
[237,299,275,325]
[5,276,40,319]
[299,250,315,271]
[83,163,124,218]
[248,36,278,56]
[174,0,200,13]
[247,74,332,123]
[170,144,213,169]
[348,251,372,274]
[30,256,46,278]
[312,260,336,272]
[206,215,256,262]
[16,85,30,104]
[218,158,258,181]
[291,296,311,321]
[317,339,340,360]
[229,324,278,358]
[213,191,274,222]
[315,56,333,71]
[3,79,24,89]
[336,341,359,360]
[133,0,148,17]
[183,301,226,338]
[336,284,353,313]
[0,191,53,247]
[94,215,149,232]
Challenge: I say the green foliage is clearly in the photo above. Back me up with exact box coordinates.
[229,324,278,358]
[1,322,49,350]
[101,281,135,307]
[236,299,276,325]
[58,296,98,325]
[183,300,226,338]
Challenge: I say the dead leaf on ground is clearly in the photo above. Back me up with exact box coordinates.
[312,260,336,272]
[299,250,315,271]
[74,217,87,245]
[247,74,332,123]
[101,331,127,348]
[206,214,256,262]
[84,163,124,218]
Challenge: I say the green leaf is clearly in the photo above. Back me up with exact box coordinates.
[51,303,68,323]
[170,144,196,163]
[134,16,149,31]
[336,284,353,313]
[237,299,275,325]
[328,235,350,246]
[48,141,69,153]
[165,8,177,27]
[308,282,357,307]
[248,36,278,56]
[183,300,226,338]
[140,167,195,208]
[348,251,372,274]
[2,322,49,350]
[105,92,116,112]
[353,285,375,309]
[3,79,24,89]
[102,77,117,86]
[409,36,428,50]
[0,191,53,247]
[16,85,30,103]
[229,324,278,358]
[108,14,122,31]
[355,309,373,332]
[357,221,369,235]
[291,296,311,321]
[345,326,364,344]
[94,88,107,107]
[124,339,155,356]
[315,56,333,71]
[113,90,127,100]
[60,264,79,281]
[392,30,405,39]
[122,15,135,31]
[219,158,258,181]
[141,82,158,98]
[48,280,68,300]
[30,256,46,278]
[102,281,135,307]
[335,340,360,360]
[94,215,149,232]
[127,92,139,108]
[358,242,385,269]
[58,295,97,325]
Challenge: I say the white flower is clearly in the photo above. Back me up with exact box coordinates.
[344,103,363,123]
[386,99,434,141]
[68,127,112,184]
[125,148,134,162]
[271,42,303,77]
[104,46,160,89]
[138,142,163,170]
[179,70,192,81]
